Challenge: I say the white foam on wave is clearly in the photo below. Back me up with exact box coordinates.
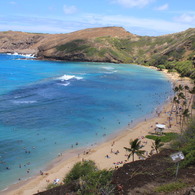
[57,74,83,81]
[12,100,37,104]
[101,66,118,74]
[20,54,35,58]
[1,187,8,192]
[6,52,35,58]
[102,66,115,70]
[58,82,70,87]
[105,70,118,74]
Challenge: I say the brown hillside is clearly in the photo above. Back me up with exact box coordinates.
[0,27,135,55]
[0,27,194,66]
[0,31,49,54]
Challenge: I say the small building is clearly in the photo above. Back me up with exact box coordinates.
[155,124,166,135]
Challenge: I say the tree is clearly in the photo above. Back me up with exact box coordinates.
[174,86,179,94]
[188,86,195,112]
[151,138,164,153]
[178,92,185,100]
[181,108,190,131]
[178,84,184,92]
[124,138,145,161]
[184,85,190,97]
[157,65,166,71]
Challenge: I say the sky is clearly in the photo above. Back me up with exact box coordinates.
[0,0,195,36]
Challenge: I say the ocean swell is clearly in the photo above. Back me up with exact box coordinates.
[57,74,83,81]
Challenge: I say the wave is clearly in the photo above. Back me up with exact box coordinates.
[6,52,18,56]
[101,66,118,74]
[58,82,70,87]
[11,100,37,104]
[105,70,118,74]
[57,74,83,81]
[6,52,35,58]
[101,66,115,70]
[20,54,35,58]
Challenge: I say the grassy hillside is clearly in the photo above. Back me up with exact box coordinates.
[0,27,195,78]
[47,27,195,78]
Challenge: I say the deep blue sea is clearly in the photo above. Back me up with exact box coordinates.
[0,53,172,190]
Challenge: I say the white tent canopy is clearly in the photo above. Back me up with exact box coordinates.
[156,124,166,129]
[155,124,166,134]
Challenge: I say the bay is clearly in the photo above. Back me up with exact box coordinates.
[0,54,172,190]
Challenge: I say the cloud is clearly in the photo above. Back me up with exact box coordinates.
[82,14,191,35]
[0,14,192,36]
[112,0,154,8]
[63,5,77,14]
[175,13,195,24]
[155,3,168,11]
[0,16,93,34]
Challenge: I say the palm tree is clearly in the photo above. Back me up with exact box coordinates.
[181,108,190,131]
[178,84,184,92]
[171,96,177,114]
[184,85,189,97]
[188,86,195,112]
[173,86,179,94]
[151,138,164,154]
[178,92,185,101]
[174,98,180,124]
[182,100,187,110]
[124,138,145,162]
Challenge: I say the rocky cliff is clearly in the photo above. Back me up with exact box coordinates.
[0,31,50,54]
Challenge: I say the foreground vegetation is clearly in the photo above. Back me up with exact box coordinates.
[146,132,178,143]
[63,160,114,194]
[171,119,195,168]
[154,181,188,193]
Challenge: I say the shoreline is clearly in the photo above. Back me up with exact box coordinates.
[2,68,192,195]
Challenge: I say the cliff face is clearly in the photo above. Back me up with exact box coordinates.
[0,31,50,54]
[0,27,194,65]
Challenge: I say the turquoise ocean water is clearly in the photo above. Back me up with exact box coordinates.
[0,53,172,190]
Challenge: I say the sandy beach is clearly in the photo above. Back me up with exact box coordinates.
[2,69,192,195]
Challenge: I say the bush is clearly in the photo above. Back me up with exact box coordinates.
[171,118,195,167]
[181,150,195,167]
[64,160,97,184]
[146,133,178,142]
[154,181,187,192]
[157,65,166,70]
[79,169,113,194]
[63,160,114,194]
[46,183,61,190]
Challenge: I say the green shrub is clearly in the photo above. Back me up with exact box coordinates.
[157,65,166,70]
[146,133,178,142]
[64,160,97,184]
[168,69,177,73]
[79,169,113,194]
[63,160,113,194]
[171,118,195,167]
[181,150,195,167]
[154,181,187,192]
[46,183,61,190]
